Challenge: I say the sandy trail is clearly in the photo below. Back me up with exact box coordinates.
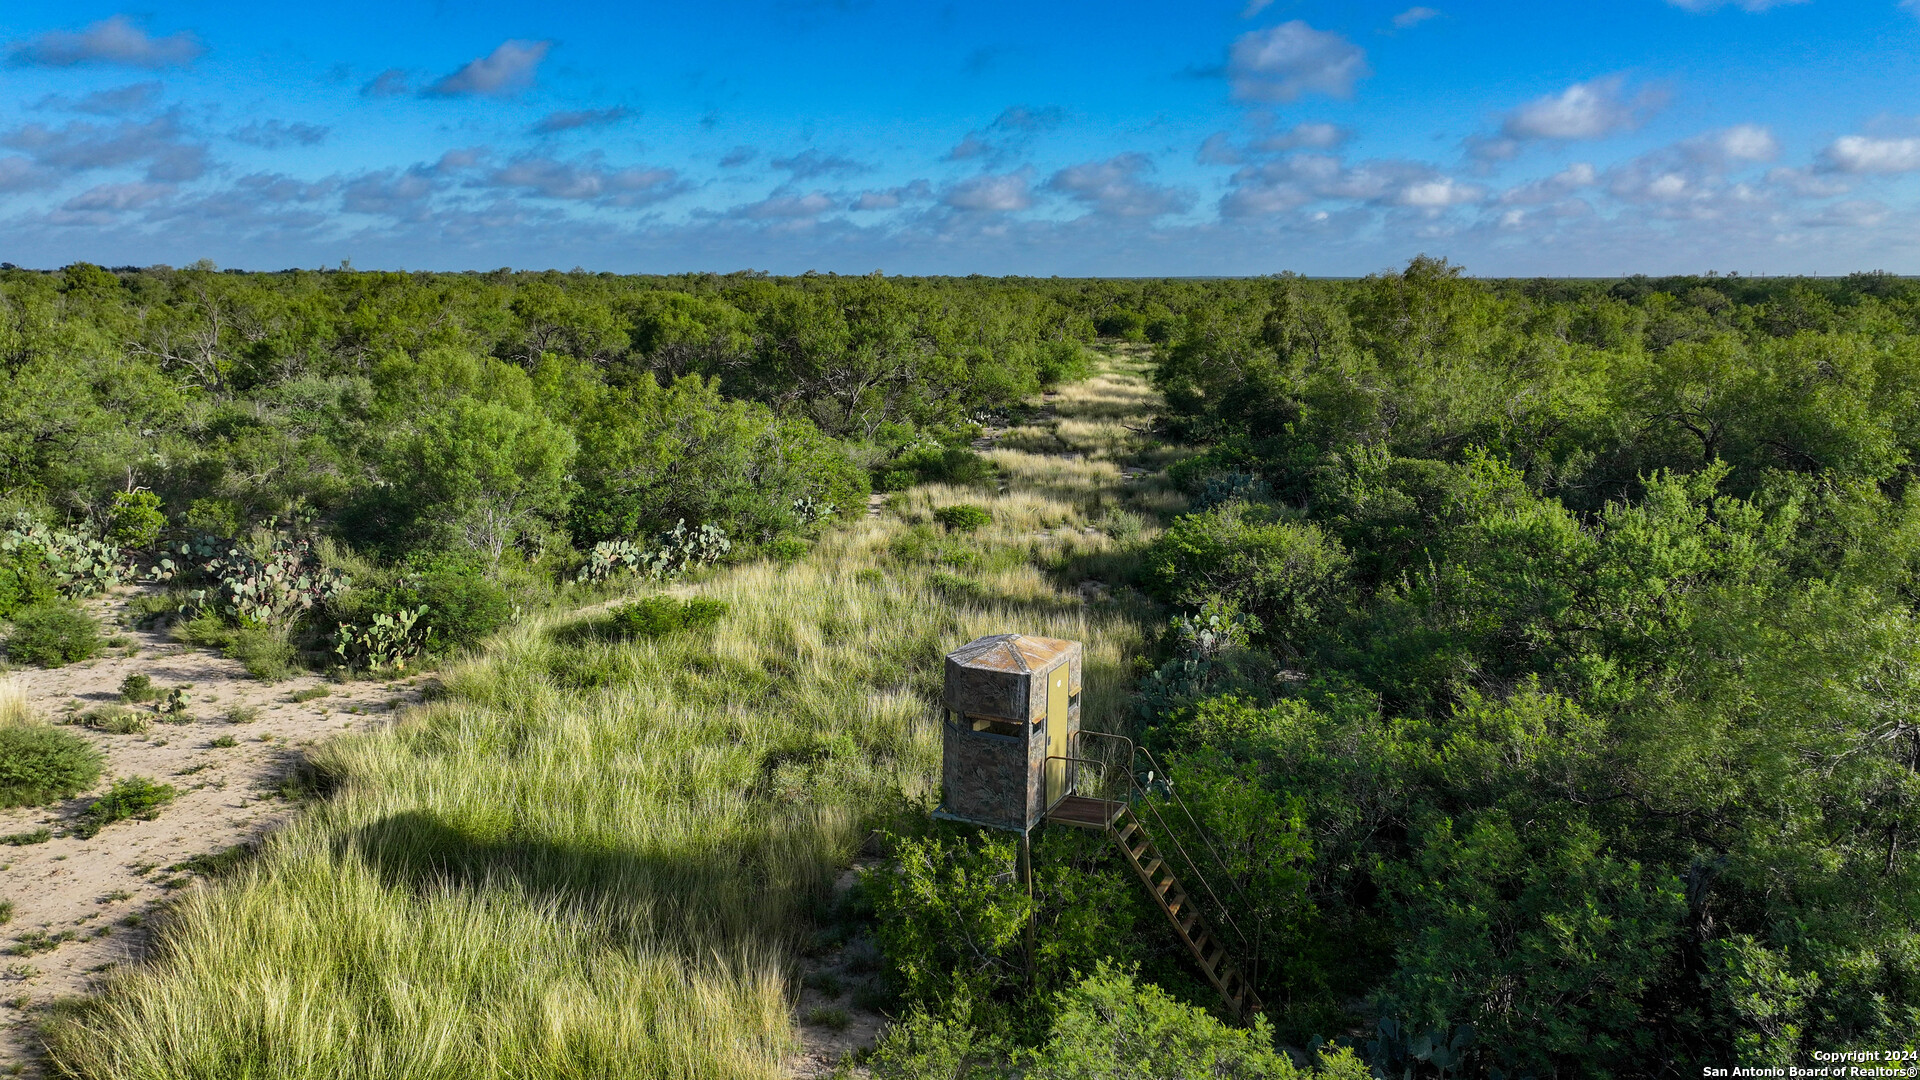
[0,586,424,1071]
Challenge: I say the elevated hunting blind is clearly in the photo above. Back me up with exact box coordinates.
[934,633,1082,832]
[933,631,1267,1023]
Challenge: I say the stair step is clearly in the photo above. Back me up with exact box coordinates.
[1105,801,1256,1023]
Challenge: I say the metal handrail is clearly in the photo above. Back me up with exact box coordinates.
[1059,731,1264,989]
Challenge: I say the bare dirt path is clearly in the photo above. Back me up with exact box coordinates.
[0,587,425,1072]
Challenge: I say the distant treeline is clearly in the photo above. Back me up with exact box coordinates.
[0,264,1119,557]
[7,260,1908,558]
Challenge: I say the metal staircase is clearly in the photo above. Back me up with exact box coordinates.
[1045,734,1265,1022]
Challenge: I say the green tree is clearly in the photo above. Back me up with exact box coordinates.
[391,398,576,561]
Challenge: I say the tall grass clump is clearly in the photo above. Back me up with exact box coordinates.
[45,356,1168,1079]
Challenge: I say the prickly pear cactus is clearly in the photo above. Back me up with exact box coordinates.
[0,514,129,598]
[575,522,730,582]
[790,496,838,527]
[576,538,646,583]
[334,603,429,673]
[651,519,731,576]
[184,533,349,628]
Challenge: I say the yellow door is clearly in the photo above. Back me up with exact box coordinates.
[1045,666,1070,806]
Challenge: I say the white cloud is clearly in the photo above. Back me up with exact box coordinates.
[1254,122,1349,152]
[1221,153,1468,216]
[771,150,867,179]
[485,155,684,206]
[531,107,632,135]
[1766,166,1851,198]
[341,168,441,217]
[1821,135,1920,174]
[36,82,164,116]
[2,113,209,183]
[1241,0,1275,17]
[944,106,1064,165]
[426,40,551,98]
[7,16,203,69]
[1396,176,1482,207]
[62,181,172,212]
[232,121,329,150]
[944,170,1034,212]
[1665,0,1809,10]
[1803,199,1890,228]
[1690,123,1778,163]
[850,181,932,211]
[1227,22,1370,103]
[1392,7,1440,29]
[1501,76,1659,141]
[1196,133,1242,166]
[1196,123,1349,167]
[1500,162,1598,204]
[1046,154,1193,218]
[729,192,837,220]
[361,70,409,98]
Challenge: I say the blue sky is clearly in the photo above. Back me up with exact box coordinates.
[2,0,1918,275]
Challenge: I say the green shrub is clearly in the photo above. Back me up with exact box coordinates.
[373,558,511,655]
[929,571,985,601]
[933,504,993,532]
[4,602,100,667]
[1143,502,1350,649]
[172,610,234,650]
[1028,961,1337,1079]
[867,998,992,1080]
[0,828,51,846]
[120,674,157,702]
[107,491,167,549]
[289,686,330,703]
[1033,339,1095,387]
[1100,510,1146,542]
[0,550,57,621]
[127,590,185,627]
[876,445,993,492]
[210,735,238,748]
[0,724,104,807]
[607,596,729,639]
[0,900,12,926]
[74,776,176,838]
[803,1006,850,1032]
[225,626,295,681]
[768,536,810,564]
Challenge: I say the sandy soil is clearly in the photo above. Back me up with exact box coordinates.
[0,586,424,1071]
[789,861,890,1080]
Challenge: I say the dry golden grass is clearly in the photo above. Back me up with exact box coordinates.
[0,676,38,727]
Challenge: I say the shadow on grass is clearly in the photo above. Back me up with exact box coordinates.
[341,809,810,948]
